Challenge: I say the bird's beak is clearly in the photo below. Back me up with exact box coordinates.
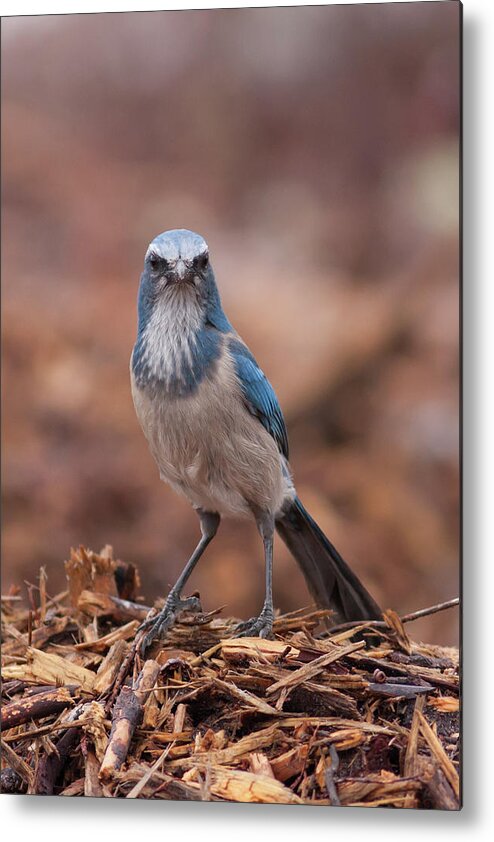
[167,259,195,286]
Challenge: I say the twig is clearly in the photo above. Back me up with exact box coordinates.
[0,739,34,789]
[400,599,460,623]
[324,744,341,806]
[35,725,83,795]
[103,637,140,712]
[1,685,77,729]
[99,659,160,781]
[329,598,460,635]
[125,743,175,798]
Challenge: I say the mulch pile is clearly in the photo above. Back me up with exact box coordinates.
[1,546,460,808]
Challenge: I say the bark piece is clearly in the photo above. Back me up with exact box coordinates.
[34,725,82,794]
[338,773,422,808]
[84,749,104,797]
[2,616,71,656]
[270,744,309,782]
[99,659,160,781]
[60,778,85,796]
[1,685,76,729]
[65,545,118,608]
[77,591,149,624]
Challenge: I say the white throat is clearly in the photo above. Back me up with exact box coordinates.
[139,286,203,384]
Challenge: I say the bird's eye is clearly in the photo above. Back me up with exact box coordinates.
[149,254,166,271]
[196,252,209,272]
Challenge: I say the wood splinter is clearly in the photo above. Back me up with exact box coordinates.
[99,659,160,782]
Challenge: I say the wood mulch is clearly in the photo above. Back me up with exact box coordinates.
[1,546,460,808]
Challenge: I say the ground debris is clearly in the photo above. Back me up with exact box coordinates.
[1,548,460,808]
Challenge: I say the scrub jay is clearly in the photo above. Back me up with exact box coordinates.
[131,229,381,653]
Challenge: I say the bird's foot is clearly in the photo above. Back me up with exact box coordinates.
[234,610,274,639]
[138,594,202,656]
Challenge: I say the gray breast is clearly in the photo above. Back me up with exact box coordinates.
[130,352,292,518]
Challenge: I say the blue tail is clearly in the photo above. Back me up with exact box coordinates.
[276,497,381,622]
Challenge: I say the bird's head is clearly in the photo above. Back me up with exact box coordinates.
[135,228,231,341]
[143,229,211,293]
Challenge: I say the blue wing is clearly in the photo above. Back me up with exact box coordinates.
[228,336,289,459]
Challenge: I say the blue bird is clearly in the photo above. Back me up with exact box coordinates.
[131,229,381,653]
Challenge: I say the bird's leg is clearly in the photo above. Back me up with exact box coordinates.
[139,509,220,655]
[235,511,275,639]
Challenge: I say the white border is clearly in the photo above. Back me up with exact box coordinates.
[0,0,465,17]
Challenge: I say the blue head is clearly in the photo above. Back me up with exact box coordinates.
[136,229,231,335]
[132,229,232,396]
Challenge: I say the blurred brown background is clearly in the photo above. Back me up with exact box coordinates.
[1,3,460,645]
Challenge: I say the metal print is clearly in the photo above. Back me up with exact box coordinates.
[1,2,461,809]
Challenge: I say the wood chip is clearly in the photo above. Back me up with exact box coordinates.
[188,765,303,804]
[266,640,365,696]
[221,637,300,665]
[417,710,460,799]
[2,646,97,692]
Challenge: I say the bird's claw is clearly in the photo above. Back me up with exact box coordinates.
[137,594,202,656]
[234,612,274,639]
